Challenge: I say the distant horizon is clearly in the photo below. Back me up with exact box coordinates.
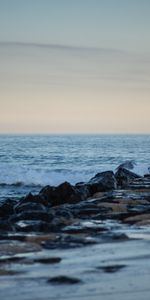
[0,132,149,136]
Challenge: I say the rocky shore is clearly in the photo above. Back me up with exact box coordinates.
[0,162,150,299]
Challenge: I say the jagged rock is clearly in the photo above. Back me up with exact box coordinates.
[88,171,117,194]
[115,167,141,188]
[116,160,135,171]
[0,199,17,219]
[39,182,82,206]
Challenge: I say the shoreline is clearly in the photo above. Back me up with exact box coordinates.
[0,163,150,299]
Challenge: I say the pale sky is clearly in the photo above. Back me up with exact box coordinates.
[0,0,150,133]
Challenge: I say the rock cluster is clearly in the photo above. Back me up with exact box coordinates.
[0,163,150,236]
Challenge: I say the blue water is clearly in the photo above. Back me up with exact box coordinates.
[0,134,149,200]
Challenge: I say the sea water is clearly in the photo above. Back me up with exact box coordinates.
[0,134,149,200]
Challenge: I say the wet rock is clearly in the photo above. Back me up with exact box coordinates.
[15,202,47,214]
[40,182,82,206]
[25,233,57,244]
[0,220,14,232]
[144,174,150,179]
[96,264,126,273]
[34,257,62,264]
[62,221,107,235]
[115,167,141,188]
[75,182,90,200]
[20,192,50,207]
[43,233,97,249]
[0,240,41,255]
[14,220,56,232]
[0,256,26,264]
[117,160,135,171]
[127,205,150,214]
[10,210,53,223]
[88,171,117,195]
[124,213,150,224]
[48,275,82,284]
[0,199,17,219]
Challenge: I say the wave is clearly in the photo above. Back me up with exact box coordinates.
[117,161,150,176]
[0,161,149,189]
[0,182,43,188]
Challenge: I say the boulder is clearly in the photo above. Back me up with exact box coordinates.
[88,171,117,195]
[75,182,90,200]
[39,182,82,206]
[15,202,47,214]
[10,210,53,223]
[115,167,141,188]
[0,199,17,219]
[20,193,49,207]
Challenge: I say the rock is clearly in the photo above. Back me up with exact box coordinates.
[0,220,14,232]
[144,174,150,179]
[0,199,17,219]
[0,240,42,255]
[14,220,55,232]
[47,275,82,284]
[115,167,141,188]
[20,193,49,207]
[75,182,91,200]
[116,160,135,171]
[33,257,61,264]
[96,264,126,273]
[88,171,117,194]
[40,182,82,206]
[15,202,47,214]
[124,213,150,224]
[10,210,53,223]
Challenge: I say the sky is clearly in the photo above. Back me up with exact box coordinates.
[0,0,150,133]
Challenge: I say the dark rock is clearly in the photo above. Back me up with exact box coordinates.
[88,171,117,194]
[15,202,47,214]
[0,220,14,232]
[116,160,135,171]
[10,210,53,223]
[144,174,150,179]
[96,264,126,273]
[115,167,141,188]
[34,257,61,264]
[48,275,82,284]
[43,234,96,249]
[14,220,55,232]
[75,182,90,200]
[127,205,150,213]
[0,199,17,219]
[40,182,82,206]
[20,193,49,207]
[0,256,26,264]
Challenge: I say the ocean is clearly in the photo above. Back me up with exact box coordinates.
[0,134,149,200]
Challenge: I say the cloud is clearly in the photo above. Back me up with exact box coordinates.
[0,40,127,56]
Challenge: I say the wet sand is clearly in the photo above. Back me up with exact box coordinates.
[0,223,150,300]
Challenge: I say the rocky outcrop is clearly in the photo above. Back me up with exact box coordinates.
[0,166,150,234]
[88,171,117,194]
